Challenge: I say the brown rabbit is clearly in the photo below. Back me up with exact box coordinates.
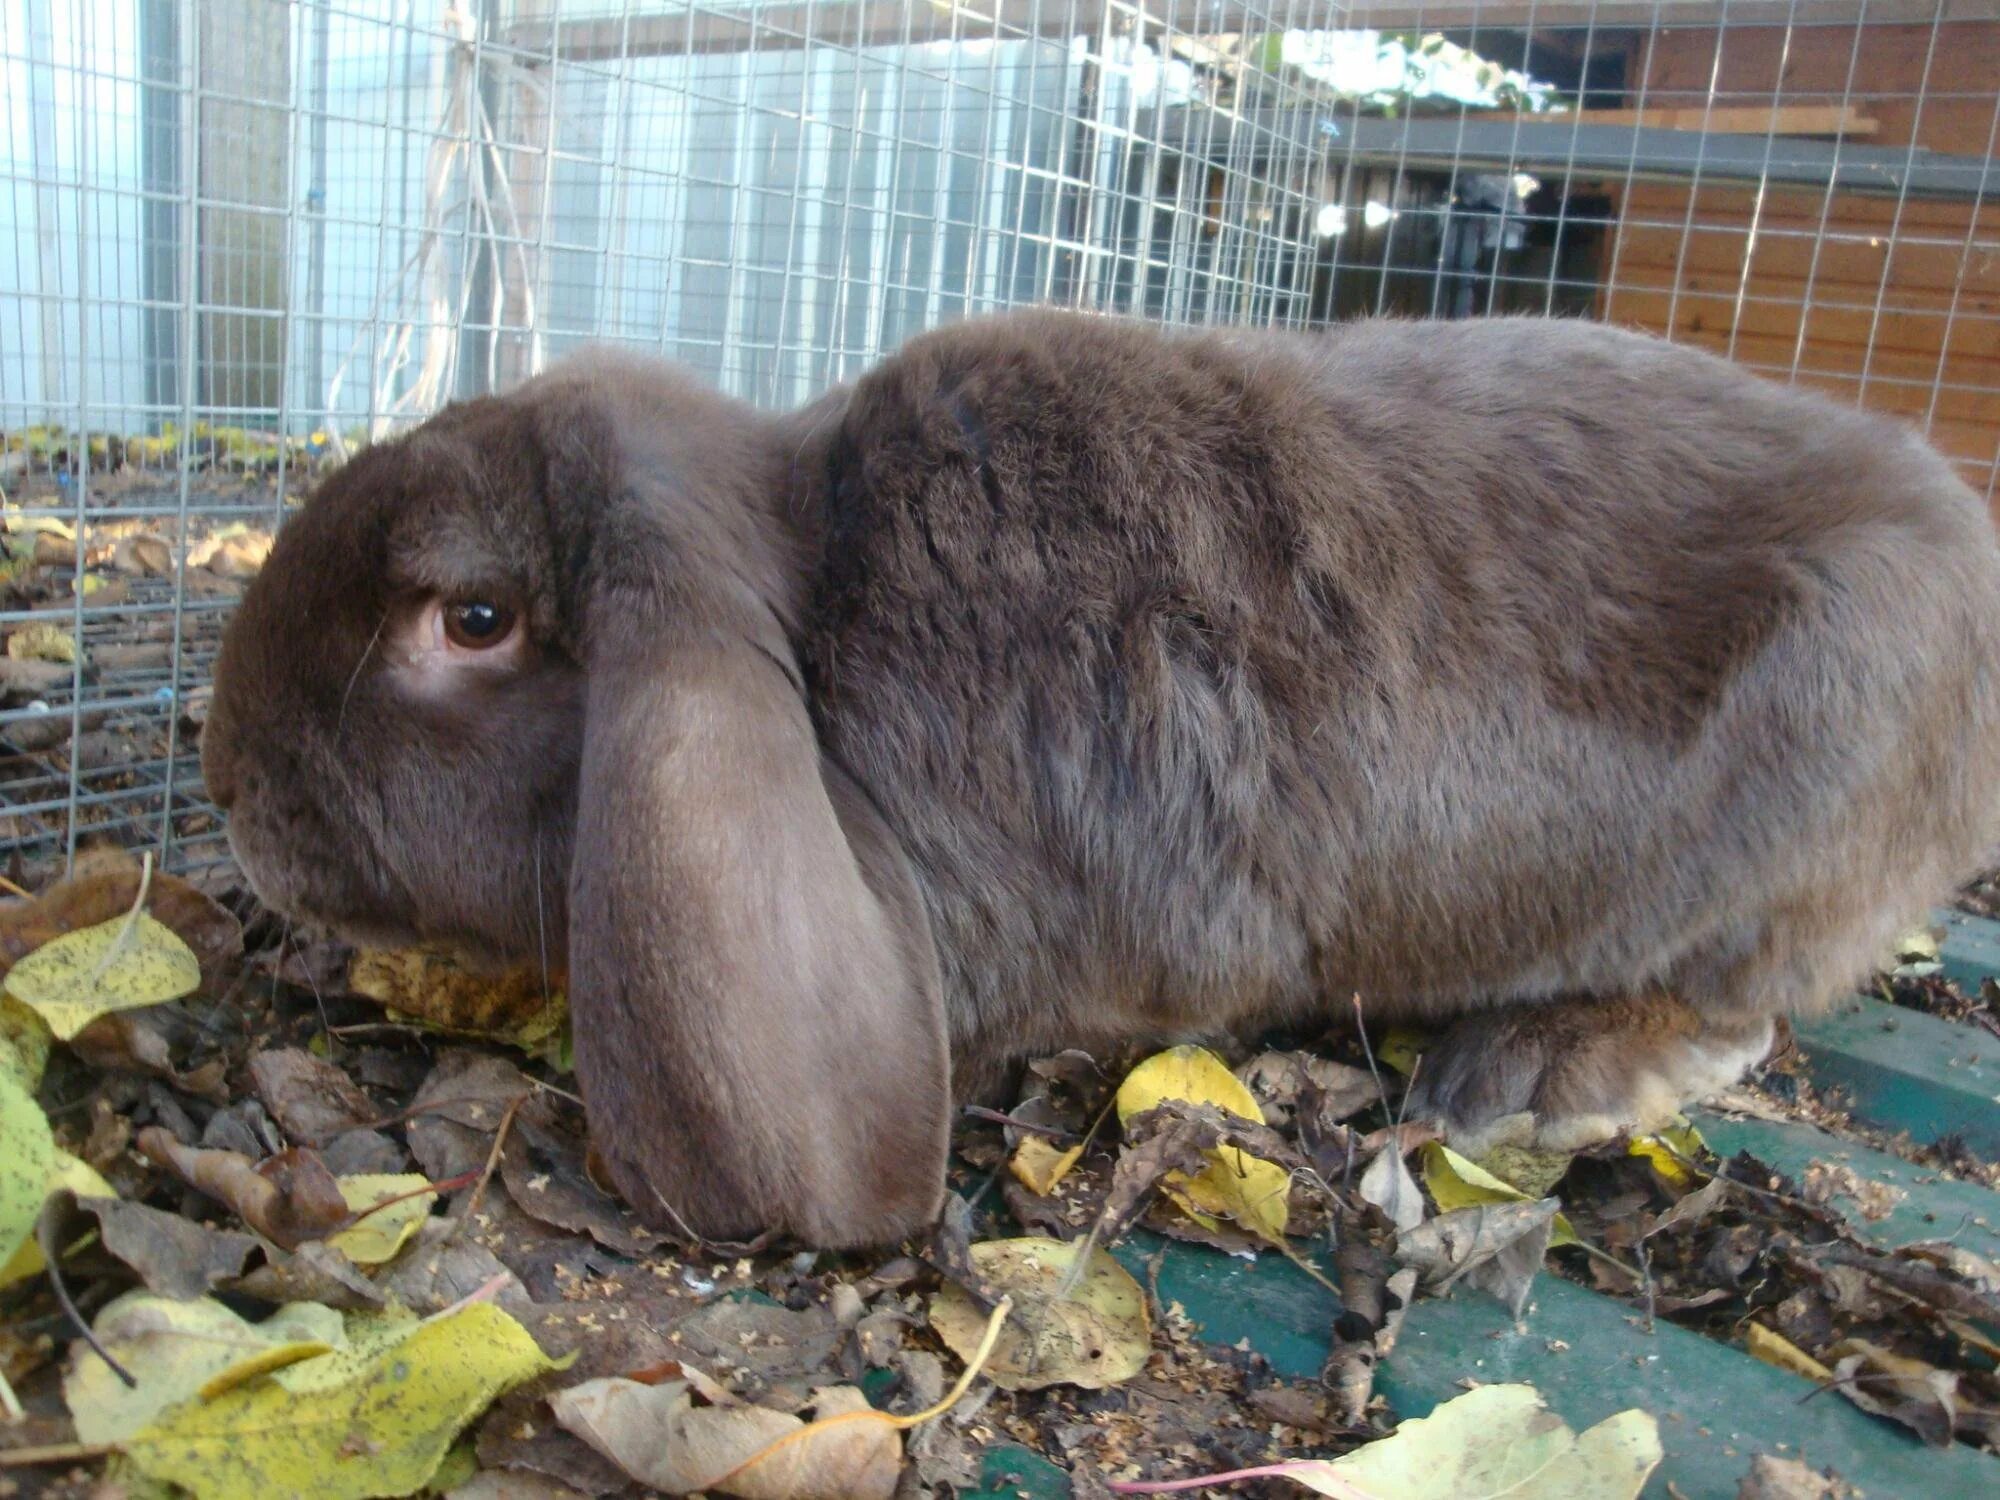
[202,309,2000,1248]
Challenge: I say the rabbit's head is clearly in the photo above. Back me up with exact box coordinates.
[204,353,949,1248]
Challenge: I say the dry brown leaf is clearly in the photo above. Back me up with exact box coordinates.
[59,1194,260,1299]
[250,1047,378,1143]
[136,1128,350,1249]
[1396,1198,1559,1317]
[552,1379,900,1500]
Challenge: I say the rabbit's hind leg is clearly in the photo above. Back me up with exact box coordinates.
[1405,993,1774,1155]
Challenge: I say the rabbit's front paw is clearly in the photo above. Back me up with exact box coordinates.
[1407,994,1774,1155]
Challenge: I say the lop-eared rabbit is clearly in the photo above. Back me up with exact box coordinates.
[202,310,2000,1247]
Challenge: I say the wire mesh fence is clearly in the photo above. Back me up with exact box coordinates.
[1,1,1995,883]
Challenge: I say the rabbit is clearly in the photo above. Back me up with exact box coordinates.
[201,308,2000,1249]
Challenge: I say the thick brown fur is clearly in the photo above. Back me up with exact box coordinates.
[203,309,2000,1247]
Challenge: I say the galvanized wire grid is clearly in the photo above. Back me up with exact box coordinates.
[0,1,1995,882]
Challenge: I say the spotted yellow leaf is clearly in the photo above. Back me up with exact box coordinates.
[122,1302,557,1500]
[4,911,200,1040]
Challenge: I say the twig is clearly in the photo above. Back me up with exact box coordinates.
[0,1441,119,1469]
[442,1091,529,1241]
[0,872,32,899]
[37,1206,135,1389]
[960,1105,1076,1139]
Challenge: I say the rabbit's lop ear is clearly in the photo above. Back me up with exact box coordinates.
[551,385,949,1249]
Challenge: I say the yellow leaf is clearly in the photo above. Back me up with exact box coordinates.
[0,1149,115,1287]
[326,1174,436,1266]
[123,1302,555,1500]
[1745,1322,1832,1383]
[1378,1025,1429,1076]
[268,1307,421,1395]
[1009,1137,1084,1197]
[928,1237,1149,1392]
[1285,1384,1661,1499]
[5,622,80,665]
[1115,1045,1290,1245]
[349,947,567,1054]
[0,1070,53,1282]
[1423,1141,1578,1249]
[4,911,200,1040]
[1468,1141,1574,1200]
[64,1293,345,1444]
[1627,1117,1709,1189]
[0,993,51,1092]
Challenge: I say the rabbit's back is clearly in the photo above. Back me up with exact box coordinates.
[801,311,2000,1072]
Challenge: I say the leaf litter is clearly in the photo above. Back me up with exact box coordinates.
[0,863,1998,1497]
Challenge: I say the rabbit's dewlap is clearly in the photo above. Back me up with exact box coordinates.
[203,310,2000,1247]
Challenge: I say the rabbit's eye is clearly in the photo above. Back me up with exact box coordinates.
[442,601,517,650]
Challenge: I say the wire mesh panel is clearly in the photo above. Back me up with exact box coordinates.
[0,0,1995,881]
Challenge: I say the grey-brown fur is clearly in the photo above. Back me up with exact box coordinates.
[202,309,2000,1247]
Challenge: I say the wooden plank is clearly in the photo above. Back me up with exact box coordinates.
[1694,1110,2000,1259]
[1608,225,2000,299]
[1793,993,2000,1155]
[1934,907,2000,993]
[1601,285,2000,359]
[1560,105,1879,137]
[1119,1232,2000,1497]
[1618,181,2000,235]
[1608,260,2000,322]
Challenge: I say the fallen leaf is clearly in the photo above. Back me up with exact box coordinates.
[64,1195,262,1299]
[0,993,50,1090]
[0,1152,116,1287]
[6,621,79,664]
[1627,1118,1710,1189]
[1359,1144,1426,1233]
[0,862,242,981]
[1735,1453,1860,1500]
[1643,1173,1731,1240]
[551,1378,901,1500]
[1825,1337,1959,1447]
[1321,1383,1657,1498]
[1466,1139,1574,1200]
[0,1069,55,1283]
[123,1302,557,1500]
[1396,1198,1560,1318]
[349,947,568,1056]
[136,1128,350,1249]
[1115,1046,1290,1244]
[1376,1025,1428,1076]
[4,910,201,1039]
[1744,1322,1832,1382]
[500,1096,662,1255]
[1010,1136,1084,1197]
[327,1173,437,1265]
[228,1238,386,1311]
[249,1047,378,1143]
[63,1292,343,1443]
[1238,1051,1377,1129]
[1422,1141,1577,1248]
[928,1236,1148,1391]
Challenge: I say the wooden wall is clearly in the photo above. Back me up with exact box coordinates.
[1595,21,2000,495]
